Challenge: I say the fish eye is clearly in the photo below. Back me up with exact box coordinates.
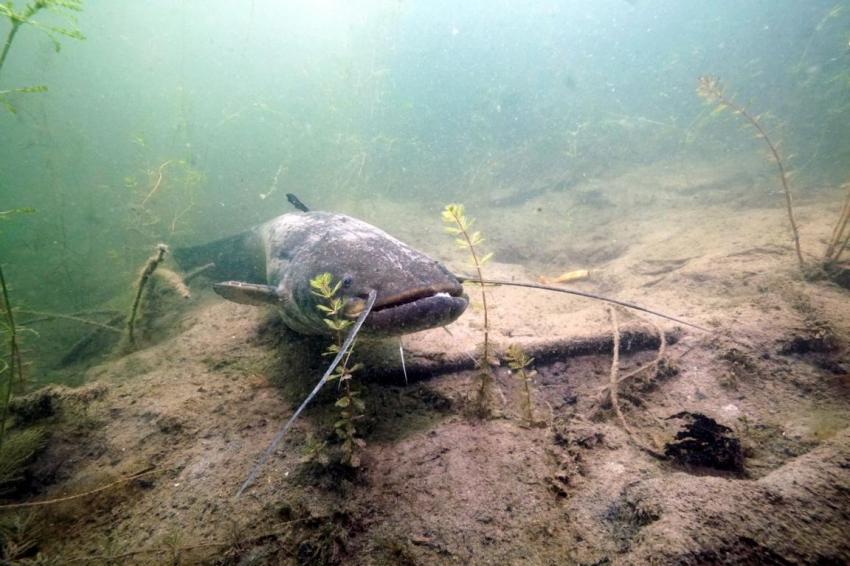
[341,274,353,288]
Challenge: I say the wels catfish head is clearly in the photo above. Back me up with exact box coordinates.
[211,212,468,336]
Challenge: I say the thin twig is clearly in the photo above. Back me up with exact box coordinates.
[825,183,850,264]
[0,467,157,510]
[59,313,125,368]
[17,310,122,333]
[184,262,215,283]
[0,263,23,452]
[141,160,172,206]
[596,318,667,405]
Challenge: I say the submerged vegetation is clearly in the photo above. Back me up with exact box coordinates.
[823,182,850,267]
[697,75,805,270]
[0,0,84,113]
[310,272,366,468]
[0,265,24,453]
[698,75,850,278]
[442,203,496,417]
[0,2,849,563]
[505,344,537,425]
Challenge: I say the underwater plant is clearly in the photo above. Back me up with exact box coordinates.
[442,203,496,417]
[696,75,805,270]
[0,264,49,495]
[505,344,536,424]
[125,243,190,348]
[823,181,849,266]
[310,272,365,467]
[0,0,84,113]
[0,264,24,453]
[126,244,169,346]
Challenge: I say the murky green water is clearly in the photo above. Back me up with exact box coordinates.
[1,1,848,383]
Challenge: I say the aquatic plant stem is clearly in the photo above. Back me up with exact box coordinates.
[236,290,376,497]
[0,1,52,81]
[127,244,169,344]
[697,76,804,270]
[824,184,850,265]
[444,207,490,366]
[597,317,666,406]
[141,160,172,206]
[0,264,23,452]
[0,21,23,82]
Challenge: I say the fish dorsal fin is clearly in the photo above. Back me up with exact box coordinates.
[213,281,285,307]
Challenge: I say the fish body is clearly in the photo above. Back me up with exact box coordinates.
[176,212,468,336]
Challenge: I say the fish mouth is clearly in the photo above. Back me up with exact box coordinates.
[346,284,468,335]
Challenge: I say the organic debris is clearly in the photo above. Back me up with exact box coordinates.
[664,411,744,474]
[538,269,590,285]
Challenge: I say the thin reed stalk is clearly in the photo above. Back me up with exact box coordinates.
[697,76,805,270]
[824,183,850,265]
[0,264,23,452]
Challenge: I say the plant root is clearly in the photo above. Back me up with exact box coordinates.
[595,317,667,407]
[607,307,667,460]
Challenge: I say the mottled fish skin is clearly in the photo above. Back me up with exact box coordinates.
[213,212,468,336]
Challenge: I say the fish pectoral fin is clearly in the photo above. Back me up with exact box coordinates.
[213,281,284,307]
